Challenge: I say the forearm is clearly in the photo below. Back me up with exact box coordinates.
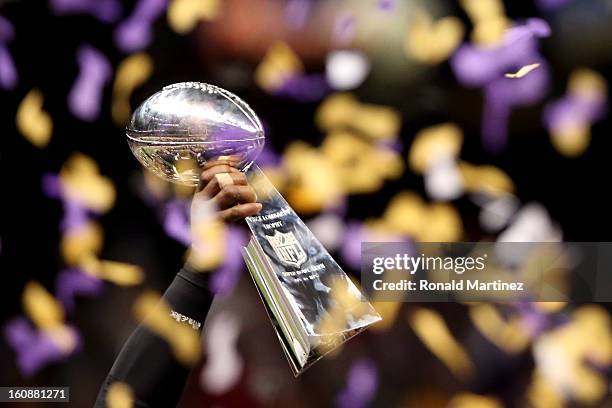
[95,266,214,407]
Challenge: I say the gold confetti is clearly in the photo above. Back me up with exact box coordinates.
[321,131,403,194]
[526,371,565,408]
[106,382,134,408]
[22,281,65,330]
[459,161,515,196]
[16,88,53,148]
[283,141,343,214]
[408,308,475,379]
[409,123,463,174]
[82,257,145,286]
[505,63,541,78]
[189,218,227,270]
[254,42,303,93]
[133,291,201,365]
[59,153,116,213]
[404,11,464,65]
[568,68,607,100]
[533,305,612,405]
[61,221,104,265]
[370,302,401,332]
[168,0,221,34]
[460,0,510,45]
[369,192,463,242]
[315,93,401,141]
[469,304,530,353]
[112,53,153,125]
[447,393,503,408]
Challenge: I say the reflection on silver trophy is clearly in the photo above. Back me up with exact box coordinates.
[127,82,381,376]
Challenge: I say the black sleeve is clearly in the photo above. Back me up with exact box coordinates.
[94,266,214,408]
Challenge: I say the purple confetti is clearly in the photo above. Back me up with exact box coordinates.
[332,12,356,46]
[335,358,379,408]
[55,268,104,313]
[377,0,395,11]
[543,83,607,136]
[536,0,573,12]
[451,19,551,152]
[163,198,192,246]
[114,0,168,53]
[275,73,330,102]
[210,226,249,296]
[4,317,81,377]
[284,0,311,29]
[68,45,112,122]
[0,16,17,90]
[49,0,122,23]
[42,173,92,232]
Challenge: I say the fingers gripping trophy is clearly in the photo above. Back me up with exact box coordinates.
[127,82,381,376]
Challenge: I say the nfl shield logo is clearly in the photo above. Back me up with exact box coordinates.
[265,230,307,268]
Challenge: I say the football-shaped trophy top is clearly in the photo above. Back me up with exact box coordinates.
[127,82,265,185]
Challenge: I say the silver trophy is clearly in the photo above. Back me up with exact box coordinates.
[127,82,381,376]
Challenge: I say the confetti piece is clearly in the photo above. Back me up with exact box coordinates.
[163,199,192,246]
[424,157,464,201]
[284,0,311,29]
[68,45,112,122]
[106,382,134,408]
[283,141,344,213]
[49,0,122,23]
[335,358,379,408]
[447,393,502,408]
[370,192,463,242]
[168,0,220,34]
[16,88,53,148]
[316,93,401,141]
[458,161,515,196]
[533,305,612,404]
[526,371,565,408]
[340,221,407,270]
[505,63,541,78]
[408,308,475,380]
[409,123,463,174]
[81,258,144,286]
[200,311,243,394]
[55,268,104,313]
[133,291,201,365]
[22,281,65,330]
[451,19,550,152]
[254,42,304,94]
[114,0,167,52]
[404,11,464,65]
[59,153,116,213]
[469,304,530,353]
[326,50,370,91]
[307,213,345,252]
[370,301,401,332]
[332,11,356,46]
[544,68,607,157]
[210,226,250,296]
[112,53,153,125]
[0,16,17,90]
[477,195,520,232]
[321,131,404,194]
[460,0,510,45]
[498,203,561,243]
[189,218,228,270]
[3,317,81,377]
[60,221,104,265]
